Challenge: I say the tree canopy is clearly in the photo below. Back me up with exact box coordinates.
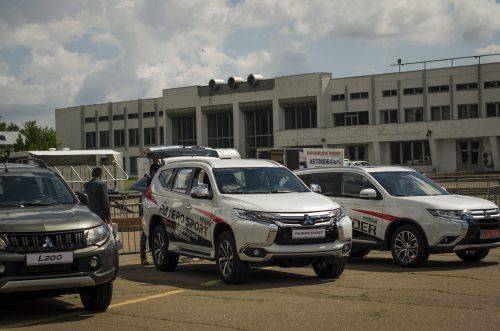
[0,116,57,154]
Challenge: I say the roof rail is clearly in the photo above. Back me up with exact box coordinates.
[15,157,49,169]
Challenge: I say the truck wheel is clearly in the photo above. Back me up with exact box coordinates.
[456,248,490,262]
[152,225,179,271]
[390,224,429,267]
[215,231,248,284]
[80,282,113,312]
[312,260,346,278]
[349,249,371,258]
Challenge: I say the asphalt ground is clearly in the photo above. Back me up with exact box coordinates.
[1,249,499,330]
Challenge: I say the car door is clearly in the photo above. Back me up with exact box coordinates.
[335,171,385,242]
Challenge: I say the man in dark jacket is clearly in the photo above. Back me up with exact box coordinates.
[84,167,111,223]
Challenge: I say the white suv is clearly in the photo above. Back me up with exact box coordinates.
[142,158,352,283]
[295,166,500,267]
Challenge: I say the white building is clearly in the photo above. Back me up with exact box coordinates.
[55,61,500,175]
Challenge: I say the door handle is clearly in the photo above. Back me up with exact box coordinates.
[186,204,192,209]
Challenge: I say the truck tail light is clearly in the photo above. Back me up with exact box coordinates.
[145,186,157,204]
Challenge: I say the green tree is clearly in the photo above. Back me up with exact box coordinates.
[21,121,57,151]
[13,133,26,151]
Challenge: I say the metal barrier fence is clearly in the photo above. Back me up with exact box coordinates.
[432,176,500,205]
[109,193,143,255]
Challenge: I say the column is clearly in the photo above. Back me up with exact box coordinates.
[94,110,99,149]
[138,99,144,149]
[489,136,500,171]
[196,105,207,146]
[154,99,160,146]
[165,114,173,145]
[371,141,382,165]
[232,102,245,155]
[429,139,440,171]
[80,105,85,149]
[108,102,113,148]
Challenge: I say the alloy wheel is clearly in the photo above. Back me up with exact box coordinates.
[218,240,234,278]
[153,232,165,265]
[393,230,419,264]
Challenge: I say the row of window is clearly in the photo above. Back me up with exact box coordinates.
[331,92,369,101]
[284,104,317,130]
[333,111,369,127]
[85,127,164,148]
[84,111,164,124]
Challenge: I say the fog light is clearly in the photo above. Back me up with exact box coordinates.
[253,249,260,256]
[0,263,5,275]
[342,244,351,253]
[89,257,100,270]
[439,236,458,244]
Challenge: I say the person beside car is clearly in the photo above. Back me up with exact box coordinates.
[84,167,111,223]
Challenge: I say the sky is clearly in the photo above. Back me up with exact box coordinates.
[0,0,499,128]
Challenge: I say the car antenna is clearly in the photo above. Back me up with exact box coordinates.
[2,150,10,173]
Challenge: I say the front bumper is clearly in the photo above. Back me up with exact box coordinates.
[0,236,118,293]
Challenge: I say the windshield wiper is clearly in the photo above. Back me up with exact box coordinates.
[22,202,58,207]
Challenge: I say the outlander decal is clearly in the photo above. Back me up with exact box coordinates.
[352,209,397,222]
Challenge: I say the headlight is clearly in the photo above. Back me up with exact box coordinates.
[0,235,6,251]
[234,209,275,224]
[84,224,110,246]
[332,207,346,220]
[428,209,466,220]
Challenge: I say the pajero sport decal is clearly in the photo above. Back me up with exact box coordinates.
[159,204,212,247]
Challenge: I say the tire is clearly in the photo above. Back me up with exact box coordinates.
[80,282,113,312]
[215,231,248,284]
[312,260,346,278]
[349,249,371,258]
[152,225,179,271]
[456,248,490,262]
[390,224,429,267]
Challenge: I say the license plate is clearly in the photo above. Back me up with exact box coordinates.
[26,252,74,266]
[480,229,500,240]
[292,228,326,240]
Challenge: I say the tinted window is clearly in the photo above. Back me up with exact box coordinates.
[371,171,448,197]
[300,172,341,197]
[172,168,194,194]
[158,169,174,188]
[341,173,376,198]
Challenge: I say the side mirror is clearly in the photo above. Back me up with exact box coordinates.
[310,183,322,194]
[441,187,447,192]
[190,185,211,199]
[75,191,88,205]
[360,188,377,199]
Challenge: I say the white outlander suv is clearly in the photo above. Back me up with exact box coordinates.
[295,166,500,267]
[142,158,352,284]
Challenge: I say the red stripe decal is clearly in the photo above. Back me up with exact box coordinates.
[352,209,397,222]
[194,208,226,224]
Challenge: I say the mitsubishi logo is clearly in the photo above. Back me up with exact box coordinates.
[42,237,54,248]
[303,214,315,225]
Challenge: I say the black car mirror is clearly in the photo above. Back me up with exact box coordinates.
[75,191,89,205]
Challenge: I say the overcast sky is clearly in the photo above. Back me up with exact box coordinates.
[1,0,499,127]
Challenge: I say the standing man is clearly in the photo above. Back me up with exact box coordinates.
[130,163,161,266]
[84,167,111,223]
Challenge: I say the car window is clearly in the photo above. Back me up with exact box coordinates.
[341,172,376,198]
[371,171,448,197]
[158,169,174,189]
[172,168,195,194]
[299,172,341,197]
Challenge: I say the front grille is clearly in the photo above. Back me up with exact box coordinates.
[274,225,338,245]
[17,263,76,275]
[459,217,500,245]
[5,231,86,252]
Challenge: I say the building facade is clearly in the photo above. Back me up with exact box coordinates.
[55,62,500,175]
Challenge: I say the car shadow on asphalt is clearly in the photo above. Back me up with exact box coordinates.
[346,255,498,273]
[0,296,94,328]
[118,262,338,291]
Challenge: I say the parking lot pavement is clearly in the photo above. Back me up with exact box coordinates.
[1,250,499,330]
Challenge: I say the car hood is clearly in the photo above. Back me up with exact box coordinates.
[399,194,498,210]
[222,192,340,213]
[0,204,103,233]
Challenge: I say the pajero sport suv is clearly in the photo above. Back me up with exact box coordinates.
[143,158,352,284]
[296,166,500,267]
[0,162,118,311]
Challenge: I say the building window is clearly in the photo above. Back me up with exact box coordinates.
[84,117,96,124]
[284,103,317,129]
[129,156,138,176]
[99,131,109,148]
[403,87,423,95]
[382,89,397,97]
[458,104,479,119]
[346,145,367,161]
[430,105,451,121]
[404,107,423,122]
[159,127,165,145]
[486,102,500,117]
[207,112,233,148]
[245,107,273,158]
[331,94,345,101]
[484,80,500,89]
[85,132,96,148]
[379,109,398,124]
[159,111,164,117]
[98,116,109,122]
[428,85,449,93]
[333,111,369,127]
[143,111,155,118]
[128,128,140,146]
[172,115,196,146]
[113,114,124,121]
[128,113,139,119]
[390,141,431,165]
[350,92,369,100]
[114,129,125,147]
[144,127,156,146]
[456,82,478,91]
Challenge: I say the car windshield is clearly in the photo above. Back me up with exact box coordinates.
[212,167,309,194]
[371,171,448,197]
[0,172,76,207]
